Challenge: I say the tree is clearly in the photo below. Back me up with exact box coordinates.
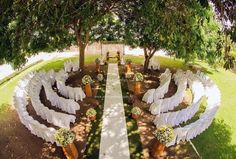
[198,0,235,42]
[0,0,124,69]
[120,0,222,72]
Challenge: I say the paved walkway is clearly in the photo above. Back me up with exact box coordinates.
[99,63,130,159]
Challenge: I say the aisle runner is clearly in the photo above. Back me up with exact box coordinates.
[99,63,130,159]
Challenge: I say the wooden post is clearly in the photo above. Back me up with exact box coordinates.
[62,143,79,159]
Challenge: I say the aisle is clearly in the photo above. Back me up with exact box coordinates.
[99,63,130,159]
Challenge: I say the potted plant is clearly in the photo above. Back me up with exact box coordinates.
[131,106,142,119]
[134,72,144,95]
[126,59,132,73]
[152,125,174,157]
[82,75,93,97]
[97,73,104,82]
[95,58,100,72]
[86,108,97,121]
[54,128,78,159]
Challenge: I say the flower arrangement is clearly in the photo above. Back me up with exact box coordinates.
[131,106,142,115]
[95,58,100,64]
[54,128,76,147]
[126,59,132,64]
[97,73,104,81]
[86,108,97,117]
[154,125,174,144]
[134,72,144,82]
[82,75,93,85]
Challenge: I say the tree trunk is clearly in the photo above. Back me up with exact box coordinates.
[144,56,151,73]
[74,20,88,72]
[143,47,156,73]
[79,45,85,71]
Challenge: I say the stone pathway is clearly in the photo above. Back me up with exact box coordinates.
[99,63,130,159]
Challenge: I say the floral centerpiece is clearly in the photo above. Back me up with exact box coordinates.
[54,128,78,159]
[125,59,132,73]
[82,75,93,85]
[131,106,142,119]
[133,72,143,95]
[86,108,97,121]
[152,125,174,157]
[95,58,100,64]
[82,75,93,97]
[134,72,144,82]
[97,73,104,82]
[55,128,76,146]
[154,125,174,144]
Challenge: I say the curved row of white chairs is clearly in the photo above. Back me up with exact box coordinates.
[142,69,220,146]
[28,72,76,128]
[153,73,205,127]
[142,68,172,103]
[13,74,57,144]
[55,69,86,101]
[13,60,85,144]
[149,70,188,115]
[64,60,80,72]
[166,80,220,146]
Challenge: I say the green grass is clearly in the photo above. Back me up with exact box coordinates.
[124,55,188,70]
[0,55,98,112]
[119,65,144,159]
[84,66,107,158]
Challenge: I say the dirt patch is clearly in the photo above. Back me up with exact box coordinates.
[0,64,106,159]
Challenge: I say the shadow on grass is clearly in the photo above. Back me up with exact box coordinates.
[192,119,236,159]
[119,66,144,159]
[83,71,107,159]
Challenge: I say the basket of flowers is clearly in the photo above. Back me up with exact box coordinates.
[131,106,142,119]
[125,59,132,73]
[86,108,97,121]
[54,128,78,159]
[133,72,144,95]
[152,125,174,157]
[82,75,93,97]
[95,58,101,72]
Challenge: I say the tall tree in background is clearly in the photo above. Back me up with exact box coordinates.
[0,0,125,69]
[120,0,222,72]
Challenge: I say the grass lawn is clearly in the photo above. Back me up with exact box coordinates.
[124,55,236,158]
[0,55,98,113]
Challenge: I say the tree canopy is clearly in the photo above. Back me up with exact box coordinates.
[119,0,223,71]
[0,0,233,70]
[0,0,124,69]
